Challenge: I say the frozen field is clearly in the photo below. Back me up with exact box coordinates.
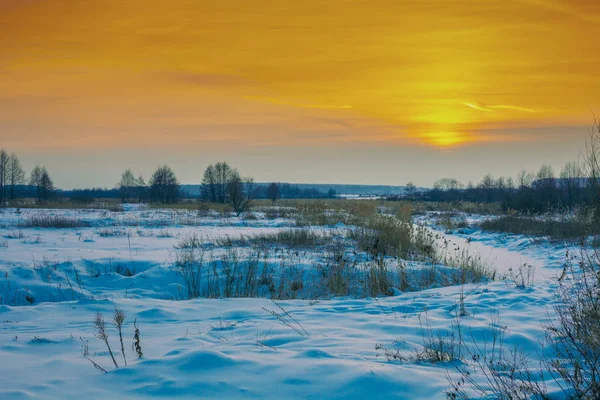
[0,206,576,399]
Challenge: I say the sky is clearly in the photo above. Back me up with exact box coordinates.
[1,0,599,188]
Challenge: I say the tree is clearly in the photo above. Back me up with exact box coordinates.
[583,114,600,222]
[149,165,180,204]
[560,161,583,210]
[266,182,281,203]
[201,162,238,204]
[30,165,54,202]
[201,165,218,202]
[405,181,416,200]
[40,169,54,202]
[506,177,515,191]
[136,175,146,203]
[433,178,463,191]
[117,169,137,203]
[227,170,255,216]
[517,170,534,190]
[0,149,8,204]
[214,162,234,204]
[7,153,25,202]
[535,164,556,207]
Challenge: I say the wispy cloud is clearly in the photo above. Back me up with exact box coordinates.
[489,105,536,113]
[462,102,494,112]
[463,102,536,113]
[245,96,352,110]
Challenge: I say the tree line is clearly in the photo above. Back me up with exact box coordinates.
[0,154,336,210]
[0,149,55,203]
[401,117,600,221]
[115,162,335,213]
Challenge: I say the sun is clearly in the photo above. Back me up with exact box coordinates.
[422,131,470,148]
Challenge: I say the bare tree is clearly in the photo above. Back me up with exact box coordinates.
[0,149,8,205]
[201,164,218,203]
[227,170,255,216]
[535,164,556,205]
[516,169,533,190]
[560,161,583,210]
[266,182,281,204]
[477,174,497,203]
[7,153,25,202]
[405,181,416,200]
[118,169,137,203]
[30,165,54,202]
[136,175,146,203]
[506,176,515,191]
[433,177,463,191]
[149,165,180,204]
[201,162,238,204]
[582,114,600,222]
[214,162,234,204]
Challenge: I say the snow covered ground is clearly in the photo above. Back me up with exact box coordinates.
[0,207,575,399]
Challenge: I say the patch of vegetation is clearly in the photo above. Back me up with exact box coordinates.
[215,229,331,248]
[347,215,436,261]
[479,214,597,241]
[21,214,91,228]
[13,200,123,212]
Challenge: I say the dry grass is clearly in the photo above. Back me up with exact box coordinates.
[21,214,90,228]
[546,247,600,399]
[97,228,128,237]
[14,199,123,212]
[215,229,331,248]
[480,214,597,241]
[4,230,25,239]
[347,215,436,261]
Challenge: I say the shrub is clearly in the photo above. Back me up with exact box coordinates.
[546,247,600,399]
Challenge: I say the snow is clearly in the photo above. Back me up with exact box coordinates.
[0,207,574,399]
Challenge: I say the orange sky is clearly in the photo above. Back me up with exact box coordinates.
[1,0,599,187]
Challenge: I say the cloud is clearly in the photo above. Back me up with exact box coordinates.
[489,105,536,113]
[462,102,494,112]
[463,103,536,113]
